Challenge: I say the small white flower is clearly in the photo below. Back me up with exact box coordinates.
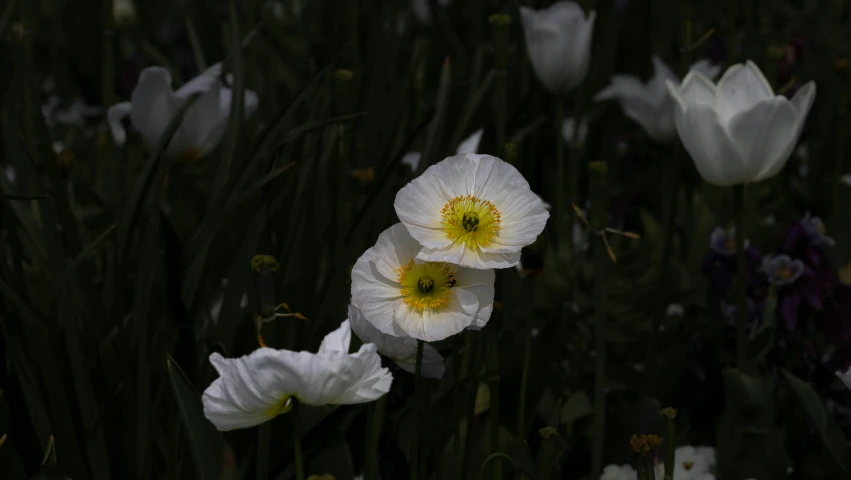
[666,303,685,317]
[348,304,445,378]
[600,464,637,480]
[113,0,137,27]
[202,320,392,431]
[841,174,851,187]
[561,117,588,147]
[596,56,720,144]
[402,152,423,171]
[836,366,851,390]
[519,1,595,95]
[351,223,494,341]
[394,153,549,269]
[412,0,451,24]
[107,63,259,163]
[666,60,816,186]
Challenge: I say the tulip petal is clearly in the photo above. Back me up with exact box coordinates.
[689,59,721,81]
[715,61,774,124]
[676,104,745,186]
[129,67,180,147]
[790,81,816,128]
[678,71,716,107]
[106,102,131,146]
[728,97,798,182]
[175,62,223,98]
[166,82,223,159]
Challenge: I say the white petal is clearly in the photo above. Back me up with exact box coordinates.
[394,287,478,341]
[366,223,424,280]
[401,152,422,171]
[106,102,131,146]
[333,343,393,403]
[348,304,445,379]
[318,319,352,355]
[485,185,549,251]
[202,349,304,431]
[789,81,816,129]
[675,104,745,186]
[689,59,721,81]
[129,67,181,147]
[456,129,483,154]
[561,117,588,146]
[351,255,404,336]
[175,62,223,98]
[166,81,224,159]
[726,97,797,181]
[715,61,774,124]
[836,367,851,390]
[417,244,521,269]
[453,268,494,329]
[677,71,716,108]
[394,167,455,250]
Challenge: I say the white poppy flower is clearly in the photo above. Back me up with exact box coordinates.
[202,320,392,431]
[654,445,714,480]
[561,117,588,147]
[837,366,851,390]
[666,60,816,186]
[519,1,595,95]
[596,56,720,144]
[348,304,445,378]
[394,153,549,269]
[351,223,494,341]
[107,63,259,163]
[600,464,637,480]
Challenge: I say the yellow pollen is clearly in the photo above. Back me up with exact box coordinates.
[441,195,501,250]
[397,258,456,313]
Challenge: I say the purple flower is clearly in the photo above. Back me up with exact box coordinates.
[781,212,835,281]
[702,227,762,297]
[762,254,824,331]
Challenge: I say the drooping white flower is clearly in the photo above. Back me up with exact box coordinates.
[561,117,588,147]
[202,320,392,431]
[596,56,720,144]
[351,223,494,341]
[519,1,595,95]
[599,464,637,480]
[394,153,549,269]
[412,0,451,24]
[107,63,259,163]
[348,304,445,378]
[837,366,851,390]
[113,0,137,27]
[666,60,816,186]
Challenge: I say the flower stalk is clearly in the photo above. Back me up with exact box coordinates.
[292,399,305,480]
[590,161,609,479]
[486,322,502,479]
[413,339,425,480]
[661,407,678,480]
[733,184,750,372]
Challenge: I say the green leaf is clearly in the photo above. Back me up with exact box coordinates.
[559,391,592,426]
[782,370,851,479]
[167,355,228,480]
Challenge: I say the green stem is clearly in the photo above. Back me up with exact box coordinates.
[453,334,463,455]
[366,396,386,480]
[461,333,479,477]
[293,400,305,480]
[487,327,502,479]
[518,328,532,439]
[590,163,609,479]
[257,424,270,480]
[413,339,424,480]
[663,410,677,480]
[733,184,749,373]
[642,145,681,395]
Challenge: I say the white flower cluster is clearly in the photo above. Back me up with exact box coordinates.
[602,446,732,480]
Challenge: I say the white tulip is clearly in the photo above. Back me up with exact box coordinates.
[202,320,392,431]
[348,304,445,378]
[519,2,595,95]
[837,366,851,390]
[107,63,259,163]
[596,56,720,144]
[666,60,816,186]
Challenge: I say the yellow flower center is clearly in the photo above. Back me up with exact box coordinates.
[176,147,204,164]
[683,462,694,471]
[397,258,456,313]
[441,195,501,249]
[776,264,794,280]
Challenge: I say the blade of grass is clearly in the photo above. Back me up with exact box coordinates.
[415,57,452,176]
[57,224,116,288]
